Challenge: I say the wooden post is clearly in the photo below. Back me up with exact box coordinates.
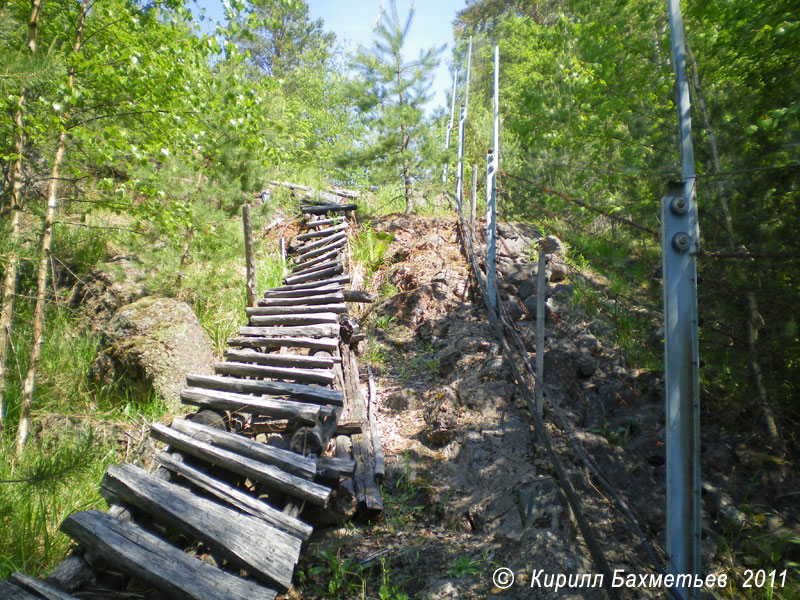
[242,205,257,308]
[535,251,546,422]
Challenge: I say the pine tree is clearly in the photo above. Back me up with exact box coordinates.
[347,0,443,214]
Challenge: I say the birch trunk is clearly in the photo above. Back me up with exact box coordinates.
[16,0,90,454]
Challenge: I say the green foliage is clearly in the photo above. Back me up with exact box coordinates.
[344,0,444,213]
[351,225,393,278]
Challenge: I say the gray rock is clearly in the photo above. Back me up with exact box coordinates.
[386,389,419,412]
[73,255,148,322]
[421,580,460,600]
[91,296,215,408]
[540,234,567,255]
[548,259,569,282]
[498,235,526,259]
[503,299,524,322]
[518,478,565,529]
[577,353,597,377]
[517,279,537,301]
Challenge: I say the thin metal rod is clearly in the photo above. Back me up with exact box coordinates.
[485,45,499,311]
[455,105,466,211]
[665,1,701,597]
[442,68,458,183]
[464,36,473,115]
[535,251,546,421]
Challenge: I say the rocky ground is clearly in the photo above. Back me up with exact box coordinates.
[293,214,799,600]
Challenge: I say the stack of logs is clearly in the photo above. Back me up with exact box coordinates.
[0,197,385,600]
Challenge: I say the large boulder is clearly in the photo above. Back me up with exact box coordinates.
[92,296,215,408]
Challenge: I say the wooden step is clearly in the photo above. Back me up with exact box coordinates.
[301,203,357,214]
[61,510,277,600]
[8,574,77,600]
[101,463,300,589]
[289,258,342,278]
[215,361,334,386]
[150,424,331,506]
[305,216,347,228]
[247,304,348,316]
[155,452,313,541]
[257,294,344,308]
[262,275,349,293]
[227,335,339,352]
[294,232,346,255]
[295,240,348,262]
[317,456,357,480]
[0,579,54,600]
[291,248,340,272]
[283,265,344,286]
[263,285,341,299]
[171,419,317,479]
[239,323,339,338]
[295,223,348,240]
[248,312,338,326]
[186,374,343,406]
[181,387,333,423]
[224,348,336,369]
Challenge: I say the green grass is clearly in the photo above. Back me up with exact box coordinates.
[352,225,393,279]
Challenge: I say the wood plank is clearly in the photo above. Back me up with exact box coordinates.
[61,510,277,600]
[249,312,338,326]
[0,580,48,600]
[367,367,386,482]
[227,336,339,352]
[301,203,358,214]
[294,232,346,255]
[101,463,299,589]
[342,345,383,511]
[181,386,332,423]
[224,348,336,369]
[295,223,348,240]
[186,374,343,406]
[317,456,357,480]
[150,424,331,506]
[284,265,343,286]
[247,303,348,316]
[45,555,92,593]
[239,323,339,337]
[263,284,341,299]
[296,238,347,261]
[289,258,342,278]
[170,419,317,479]
[305,216,347,228]
[290,249,340,272]
[155,452,313,541]
[257,293,344,308]
[343,290,376,303]
[215,361,334,385]
[9,574,78,600]
[262,275,349,293]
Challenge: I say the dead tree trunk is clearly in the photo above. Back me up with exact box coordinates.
[16,0,89,454]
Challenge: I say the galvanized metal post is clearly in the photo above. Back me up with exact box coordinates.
[455,105,466,211]
[485,45,500,311]
[464,36,473,114]
[470,163,478,228]
[442,68,458,183]
[665,0,701,596]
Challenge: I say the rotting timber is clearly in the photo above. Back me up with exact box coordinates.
[4,195,383,599]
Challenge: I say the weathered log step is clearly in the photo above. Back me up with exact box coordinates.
[291,249,341,272]
[181,387,333,424]
[227,335,339,352]
[239,323,339,338]
[263,275,349,293]
[301,203,358,214]
[295,238,347,261]
[263,284,341,299]
[257,293,344,308]
[317,456,357,480]
[224,348,337,369]
[61,510,277,600]
[155,452,313,541]
[295,223,348,240]
[100,463,300,589]
[7,573,77,600]
[305,216,347,228]
[215,360,335,385]
[289,257,343,279]
[186,374,343,406]
[0,577,73,600]
[284,265,343,286]
[150,424,331,506]
[247,303,348,316]
[294,232,346,255]
[249,312,338,326]
[171,418,317,479]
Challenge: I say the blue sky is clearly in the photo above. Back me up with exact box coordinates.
[193,0,466,113]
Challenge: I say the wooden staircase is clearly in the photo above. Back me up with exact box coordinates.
[2,200,384,599]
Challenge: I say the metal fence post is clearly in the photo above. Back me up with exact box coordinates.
[485,45,500,311]
[455,105,466,211]
[665,1,701,595]
[442,69,458,183]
